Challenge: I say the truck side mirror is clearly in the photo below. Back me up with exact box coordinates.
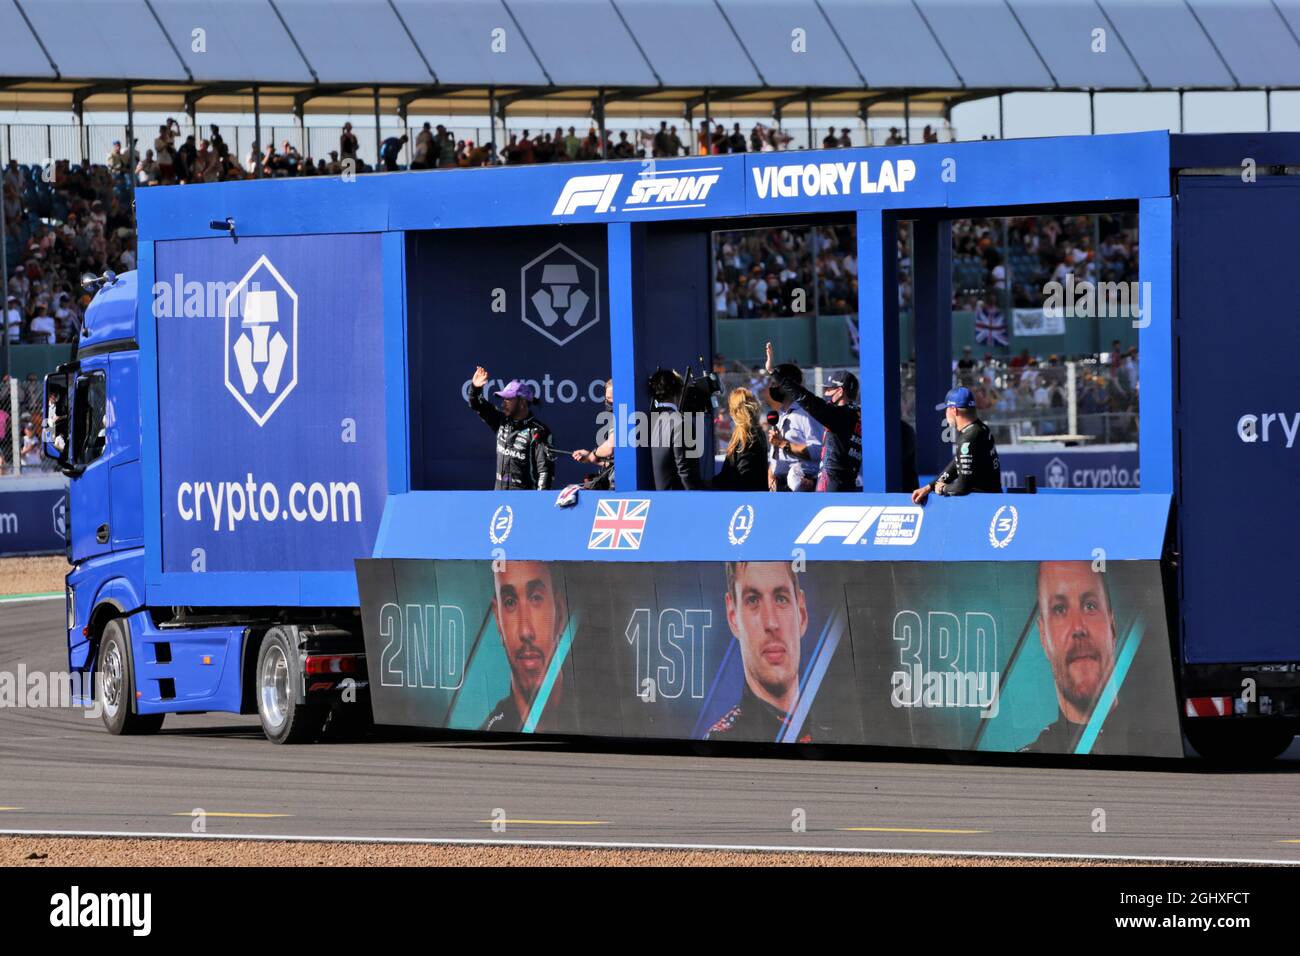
[42,372,72,469]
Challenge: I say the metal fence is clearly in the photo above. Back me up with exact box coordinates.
[907,357,1140,447]
[0,121,958,170]
[1,374,58,477]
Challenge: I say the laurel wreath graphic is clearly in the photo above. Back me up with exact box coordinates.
[489,505,514,545]
[728,505,754,545]
[988,505,1018,549]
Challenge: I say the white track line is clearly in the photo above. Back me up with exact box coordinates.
[0,593,62,605]
[1,829,1297,865]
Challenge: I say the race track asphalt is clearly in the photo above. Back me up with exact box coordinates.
[2,598,1297,863]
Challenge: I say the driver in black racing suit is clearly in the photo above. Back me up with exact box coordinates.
[912,386,1001,501]
[467,366,554,490]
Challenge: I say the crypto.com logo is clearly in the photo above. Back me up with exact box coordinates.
[53,495,67,538]
[795,506,923,546]
[1045,456,1069,489]
[224,255,298,426]
[521,244,601,347]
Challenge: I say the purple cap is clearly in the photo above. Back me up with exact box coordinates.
[497,379,536,400]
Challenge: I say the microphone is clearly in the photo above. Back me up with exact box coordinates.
[766,410,780,427]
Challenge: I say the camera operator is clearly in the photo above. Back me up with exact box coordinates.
[765,342,859,492]
[467,366,554,490]
[764,358,820,492]
[648,368,704,490]
[572,378,615,490]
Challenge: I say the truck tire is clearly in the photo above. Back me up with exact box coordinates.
[256,627,324,745]
[97,618,165,736]
[1186,721,1297,764]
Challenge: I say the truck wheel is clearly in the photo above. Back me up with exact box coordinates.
[256,628,324,745]
[97,618,165,736]
[1186,721,1297,764]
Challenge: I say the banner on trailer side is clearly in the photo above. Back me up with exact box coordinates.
[357,557,1181,757]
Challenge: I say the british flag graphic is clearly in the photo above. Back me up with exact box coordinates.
[588,498,650,550]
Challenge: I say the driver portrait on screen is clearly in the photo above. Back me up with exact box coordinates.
[481,560,568,733]
[1022,560,1119,754]
[708,561,811,742]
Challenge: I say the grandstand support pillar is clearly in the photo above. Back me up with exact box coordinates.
[373,86,382,168]
[997,94,1004,139]
[806,92,813,150]
[1178,90,1184,132]
[126,86,137,204]
[74,103,86,165]
[396,102,407,166]
[294,100,306,159]
[912,217,954,478]
[489,86,497,151]
[859,101,869,146]
[1266,89,1272,131]
[1089,90,1095,135]
[597,88,607,158]
[704,89,711,156]
[903,94,911,143]
[253,84,262,179]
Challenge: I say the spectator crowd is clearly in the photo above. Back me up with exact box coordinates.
[4,157,135,347]
[100,114,952,188]
[714,225,858,321]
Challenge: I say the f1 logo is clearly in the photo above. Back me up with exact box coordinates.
[795,506,923,546]
[552,174,623,216]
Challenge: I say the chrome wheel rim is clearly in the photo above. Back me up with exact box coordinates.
[260,644,290,730]
[101,640,123,718]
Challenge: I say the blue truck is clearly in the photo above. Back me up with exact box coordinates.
[41,130,1300,760]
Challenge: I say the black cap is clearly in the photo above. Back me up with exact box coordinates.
[825,370,858,400]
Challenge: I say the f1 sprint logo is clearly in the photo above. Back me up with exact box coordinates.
[552,168,721,216]
[795,506,923,546]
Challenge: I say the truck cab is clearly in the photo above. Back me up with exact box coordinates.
[44,271,367,742]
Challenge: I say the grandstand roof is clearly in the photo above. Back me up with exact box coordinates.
[1,0,1298,118]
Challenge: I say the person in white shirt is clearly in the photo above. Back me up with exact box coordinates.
[4,296,22,343]
[28,304,55,344]
[765,362,821,492]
